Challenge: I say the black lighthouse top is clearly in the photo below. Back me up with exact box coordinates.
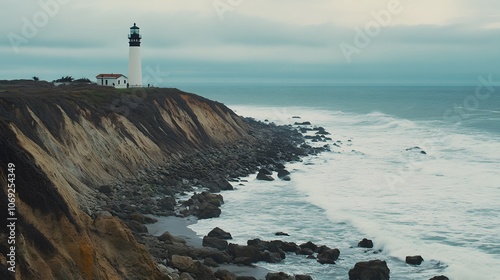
[128,23,141,47]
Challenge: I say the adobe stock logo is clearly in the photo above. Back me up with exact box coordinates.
[213,0,244,21]
[7,0,72,53]
[339,0,408,63]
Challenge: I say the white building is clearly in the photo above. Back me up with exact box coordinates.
[96,74,128,89]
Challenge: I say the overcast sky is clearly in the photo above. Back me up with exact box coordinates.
[2,0,500,85]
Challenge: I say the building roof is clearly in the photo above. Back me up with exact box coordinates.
[96,74,127,79]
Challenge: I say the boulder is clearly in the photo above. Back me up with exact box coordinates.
[275,162,286,169]
[197,202,222,219]
[275,232,290,236]
[214,269,236,280]
[158,196,176,211]
[186,261,216,280]
[315,245,331,254]
[203,180,234,192]
[406,255,424,265]
[171,255,194,271]
[299,241,318,251]
[280,241,299,252]
[259,168,273,175]
[429,276,449,280]
[236,276,257,280]
[317,248,340,264]
[227,244,261,263]
[348,260,390,280]
[295,275,313,280]
[208,227,233,240]
[265,272,293,280]
[277,169,290,178]
[294,121,312,125]
[203,236,228,250]
[257,172,275,181]
[247,239,271,250]
[260,250,284,263]
[195,247,232,264]
[159,231,187,244]
[358,238,374,248]
[280,175,291,181]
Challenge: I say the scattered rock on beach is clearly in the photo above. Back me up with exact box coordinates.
[202,179,234,192]
[280,175,291,181]
[358,238,374,248]
[171,255,194,271]
[405,255,424,265]
[348,260,390,280]
[257,171,275,181]
[159,231,187,245]
[208,227,233,239]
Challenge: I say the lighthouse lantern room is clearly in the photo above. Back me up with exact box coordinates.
[128,23,143,87]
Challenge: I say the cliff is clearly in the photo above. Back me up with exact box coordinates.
[0,81,253,280]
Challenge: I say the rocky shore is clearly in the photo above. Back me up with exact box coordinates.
[92,118,449,280]
[90,118,337,279]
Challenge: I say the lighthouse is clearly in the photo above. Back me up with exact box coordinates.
[128,23,142,87]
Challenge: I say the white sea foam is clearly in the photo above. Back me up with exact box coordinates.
[189,104,500,280]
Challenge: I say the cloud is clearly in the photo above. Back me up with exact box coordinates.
[1,0,500,83]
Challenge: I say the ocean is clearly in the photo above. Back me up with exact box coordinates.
[174,84,500,280]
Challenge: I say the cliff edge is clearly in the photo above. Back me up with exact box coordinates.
[0,81,253,280]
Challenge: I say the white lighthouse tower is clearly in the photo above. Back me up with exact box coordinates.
[128,23,142,87]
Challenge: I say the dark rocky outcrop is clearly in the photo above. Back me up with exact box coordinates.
[358,238,374,248]
[348,260,390,280]
[405,255,424,265]
[275,232,290,236]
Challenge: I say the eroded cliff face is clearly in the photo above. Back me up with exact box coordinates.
[0,81,251,279]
